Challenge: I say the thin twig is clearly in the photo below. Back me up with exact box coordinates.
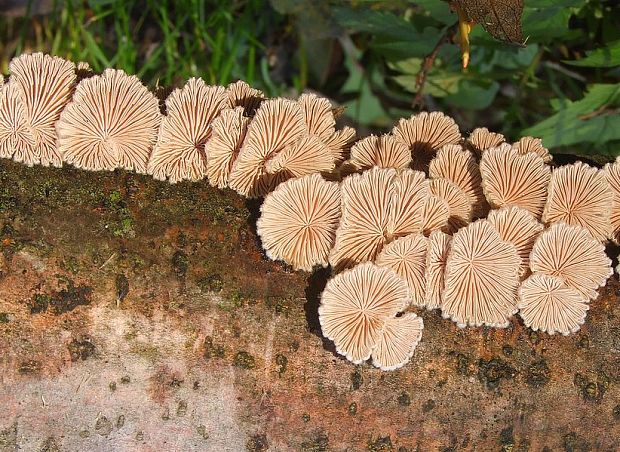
[412,24,458,109]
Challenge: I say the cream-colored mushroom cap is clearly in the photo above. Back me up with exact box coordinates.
[603,157,620,243]
[480,144,550,218]
[421,195,450,236]
[518,273,589,335]
[529,222,612,300]
[0,81,36,160]
[487,206,543,276]
[346,134,411,171]
[58,68,160,173]
[424,230,451,310]
[10,52,76,167]
[441,220,521,328]
[543,161,612,242]
[386,169,428,239]
[148,78,230,183]
[465,127,505,157]
[371,313,423,371]
[429,178,472,232]
[319,262,410,364]
[228,98,307,198]
[226,80,264,116]
[264,134,335,179]
[376,234,428,307]
[392,111,461,172]
[512,136,551,163]
[429,144,487,217]
[257,173,340,272]
[205,107,250,189]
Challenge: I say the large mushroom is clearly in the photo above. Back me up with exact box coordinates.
[57,68,160,173]
[0,81,36,160]
[319,262,410,364]
[256,173,340,272]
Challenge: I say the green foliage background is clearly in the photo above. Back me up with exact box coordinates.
[0,0,618,159]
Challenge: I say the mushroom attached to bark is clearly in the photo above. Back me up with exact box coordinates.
[529,222,612,300]
[10,52,76,167]
[513,136,551,163]
[376,234,428,307]
[441,220,521,328]
[345,134,411,171]
[386,169,428,239]
[480,144,550,218]
[329,166,395,271]
[603,157,620,243]
[429,178,472,232]
[264,134,335,179]
[465,127,505,157]
[487,206,543,276]
[371,313,424,371]
[543,161,612,242]
[429,144,487,217]
[205,107,250,189]
[58,68,160,173]
[424,230,451,310]
[392,111,461,172]
[421,195,450,236]
[319,262,410,364]
[518,273,589,336]
[257,173,340,272]
[228,98,307,198]
[0,81,36,160]
[148,78,230,183]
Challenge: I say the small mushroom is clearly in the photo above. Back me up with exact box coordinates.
[512,136,551,163]
[429,143,487,217]
[386,169,429,239]
[480,143,550,219]
[10,52,76,167]
[297,92,336,141]
[264,134,335,179]
[0,81,36,160]
[429,178,472,233]
[441,219,521,328]
[228,98,307,198]
[487,206,543,277]
[371,312,424,371]
[148,78,230,183]
[319,262,410,364]
[543,161,612,242]
[465,127,505,157]
[518,273,589,336]
[392,111,461,172]
[376,234,428,307]
[529,222,612,300]
[226,80,264,116]
[603,157,620,243]
[421,195,450,236]
[58,68,160,173]
[424,230,451,310]
[323,126,356,164]
[345,134,411,171]
[205,107,250,189]
[256,173,340,272]
[329,166,395,271]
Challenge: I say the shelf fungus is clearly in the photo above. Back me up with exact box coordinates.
[465,127,505,157]
[543,162,613,242]
[441,220,521,328]
[10,53,76,167]
[226,80,264,116]
[371,312,424,371]
[512,136,552,163]
[257,173,340,272]
[603,157,620,243]
[429,178,472,233]
[0,81,36,161]
[423,230,451,310]
[58,68,160,173]
[376,234,428,307]
[344,134,411,171]
[318,262,413,366]
[529,223,612,301]
[392,111,461,173]
[518,273,589,336]
[480,144,550,219]
[148,78,230,183]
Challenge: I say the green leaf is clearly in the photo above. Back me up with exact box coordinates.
[522,84,620,150]
[564,40,620,68]
[411,0,456,25]
[444,78,500,109]
[521,0,582,42]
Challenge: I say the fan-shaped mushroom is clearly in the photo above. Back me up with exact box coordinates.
[513,136,551,163]
[603,157,620,243]
[465,127,505,157]
[226,80,264,116]
[424,230,451,310]
[345,134,411,171]
[257,173,340,272]
[429,178,472,232]
[371,313,423,371]
[0,81,35,160]
[58,68,160,173]
[319,262,410,364]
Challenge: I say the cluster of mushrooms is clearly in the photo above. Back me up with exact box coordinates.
[1,53,619,371]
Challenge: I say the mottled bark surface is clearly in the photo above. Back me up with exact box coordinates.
[1,160,619,451]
